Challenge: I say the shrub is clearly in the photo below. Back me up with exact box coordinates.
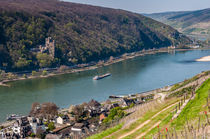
[48,122,55,131]
[103,107,125,123]
[32,71,37,76]
[42,70,47,76]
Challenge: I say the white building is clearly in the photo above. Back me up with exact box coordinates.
[56,116,64,125]
[56,115,69,125]
[12,126,20,134]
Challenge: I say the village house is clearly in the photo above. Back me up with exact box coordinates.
[71,123,85,133]
[119,98,135,107]
[141,94,154,101]
[56,115,70,125]
[168,45,176,49]
[103,103,119,111]
[28,117,46,134]
[88,124,97,132]
[54,126,72,138]
[45,134,61,139]
[99,113,108,123]
[12,116,31,138]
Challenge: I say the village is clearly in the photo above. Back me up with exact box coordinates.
[0,92,155,139]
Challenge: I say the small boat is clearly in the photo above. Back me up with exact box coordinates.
[93,73,111,80]
[109,95,120,99]
[109,95,126,99]
[6,114,20,121]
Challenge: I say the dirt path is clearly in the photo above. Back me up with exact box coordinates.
[135,121,161,139]
[118,102,177,139]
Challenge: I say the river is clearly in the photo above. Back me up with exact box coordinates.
[0,49,210,122]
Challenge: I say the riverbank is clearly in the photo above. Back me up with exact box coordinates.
[1,47,208,87]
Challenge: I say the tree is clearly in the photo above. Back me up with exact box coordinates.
[42,70,47,76]
[29,102,58,119]
[40,102,58,119]
[58,65,69,72]
[48,122,55,131]
[36,53,53,68]
[72,105,86,122]
[29,102,41,117]
[71,58,78,64]
[68,105,75,113]
[29,133,35,137]
[22,74,27,78]
[88,99,101,108]
[103,107,125,123]
[15,58,31,69]
[32,71,37,76]
[7,72,17,80]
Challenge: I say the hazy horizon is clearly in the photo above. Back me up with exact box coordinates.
[64,0,210,14]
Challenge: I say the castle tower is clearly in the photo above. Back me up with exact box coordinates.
[45,37,55,59]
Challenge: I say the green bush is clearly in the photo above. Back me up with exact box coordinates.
[22,74,27,78]
[48,122,55,131]
[32,71,37,76]
[37,53,53,68]
[42,70,47,76]
[30,133,35,137]
[103,107,125,124]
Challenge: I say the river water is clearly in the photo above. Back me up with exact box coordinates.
[0,49,210,122]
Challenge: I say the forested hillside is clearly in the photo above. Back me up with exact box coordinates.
[0,0,191,71]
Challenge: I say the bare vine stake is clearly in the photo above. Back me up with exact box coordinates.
[198,116,200,132]
[158,125,160,139]
[181,131,184,138]
[202,123,204,138]
[203,125,206,139]
[190,125,194,138]
[208,93,210,112]
[174,127,178,139]
[184,126,188,139]
[194,129,196,139]
[204,111,209,124]
[167,131,170,139]
[186,117,190,131]
[171,132,174,139]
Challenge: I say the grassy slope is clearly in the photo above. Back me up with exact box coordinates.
[88,75,210,139]
[171,78,210,129]
[144,78,210,138]
[86,124,123,139]
[124,105,175,139]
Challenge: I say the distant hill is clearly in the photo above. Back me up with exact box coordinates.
[145,8,210,39]
[0,0,191,71]
[143,11,190,22]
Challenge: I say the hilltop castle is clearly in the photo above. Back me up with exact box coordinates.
[39,37,55,58]
[30,37,55,58]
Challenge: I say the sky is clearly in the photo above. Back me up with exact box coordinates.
[65,0,210,14]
